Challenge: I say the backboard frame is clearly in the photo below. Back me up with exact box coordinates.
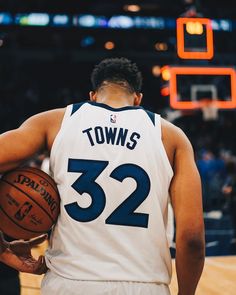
[176,18,214,60]
[169,66,236,109]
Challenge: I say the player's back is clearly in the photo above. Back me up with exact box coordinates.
[46,101,173,285]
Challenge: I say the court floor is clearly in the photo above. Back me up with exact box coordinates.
[20,242,236,295]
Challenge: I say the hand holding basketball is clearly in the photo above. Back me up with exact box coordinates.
[0,167,60,239]
[0,231,48,274]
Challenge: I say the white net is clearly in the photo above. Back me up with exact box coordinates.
[201,103,219,121]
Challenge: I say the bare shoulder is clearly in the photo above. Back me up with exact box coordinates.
[160,118,194,168]
[21,108,66,128]
[161,118,193,150]
[20,107,66,151]
[0,107,67,172]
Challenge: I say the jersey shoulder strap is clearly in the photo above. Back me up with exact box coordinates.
[143,109,156,126]
[71,102,88,116]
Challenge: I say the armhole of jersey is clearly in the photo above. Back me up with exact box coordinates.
[50,104,73,169]
[155,114,174,179]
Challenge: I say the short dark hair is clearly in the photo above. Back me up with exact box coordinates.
[91,57,143,93]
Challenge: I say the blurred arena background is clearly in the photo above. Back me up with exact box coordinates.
[0,0,236,294]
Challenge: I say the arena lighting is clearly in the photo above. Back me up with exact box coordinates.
[53,14,69,26]
[78,14,96,27]
[124,4,141,12]
[104,41,115,50]
[161,66,171,81]
[152,65,161,77]
[108,16,133,28]
[0,13,12,25]
[169,67,236,109]
[212,19,231,31]
[80,36,95,47]
[176,18,214,59]
[16,13,50,26]
[155,42,168,51]
[0,12,232,31]
[161,86,170,96]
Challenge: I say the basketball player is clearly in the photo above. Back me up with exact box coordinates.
[0,58,205,295]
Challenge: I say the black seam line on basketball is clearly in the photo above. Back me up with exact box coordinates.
[0,205,46,234]
[13,168,58,194]
[0,179,54,223]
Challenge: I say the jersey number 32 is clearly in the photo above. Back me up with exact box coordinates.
[64,159,151,228]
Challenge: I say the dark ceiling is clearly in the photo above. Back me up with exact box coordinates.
[0,0,235,132]
[0,0,235,19]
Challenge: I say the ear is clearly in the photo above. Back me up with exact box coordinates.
[134,93,143,106]
[89,91,97,102]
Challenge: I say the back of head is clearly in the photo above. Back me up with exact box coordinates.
[91,57,143,94]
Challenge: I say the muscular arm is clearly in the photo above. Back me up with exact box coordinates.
[0,108,65,173]
[163,121,205,295]
[0,108,65,272]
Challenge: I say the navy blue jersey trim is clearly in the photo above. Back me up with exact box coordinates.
[71,101,155,126]
[88,101,142,112]
[71,102,86,115]
[144,110,155,126]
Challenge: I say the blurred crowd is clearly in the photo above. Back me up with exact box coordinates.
[173,110,236,212]
[172,110,236,247]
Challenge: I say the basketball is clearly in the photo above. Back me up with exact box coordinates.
[0,167,60,240]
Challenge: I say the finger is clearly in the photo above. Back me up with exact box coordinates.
[18,256,42,273]
[1,250,46,274]
[0,250,37,273]
[0,231,10,253]
[34,256,48,275]
[28,234,48,248]
[31,255,46,275]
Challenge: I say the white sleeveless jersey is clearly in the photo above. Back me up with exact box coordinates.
[46,101,173,285]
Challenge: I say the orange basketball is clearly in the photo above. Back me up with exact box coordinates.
[0,167,60,240]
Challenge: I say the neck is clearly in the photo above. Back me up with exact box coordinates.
[95,97,133,108]
[94,86,136,108]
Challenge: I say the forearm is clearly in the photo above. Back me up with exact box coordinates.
[175,236,205,295]
[0,249,28,271]
[0,239,17,269]
[0,120,48,174]
[0,249,12,264]
[0,161,24,174]
[0,133,29,173]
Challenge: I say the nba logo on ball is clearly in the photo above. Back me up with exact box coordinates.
[110,114,117,123]
[15,201,33,221]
